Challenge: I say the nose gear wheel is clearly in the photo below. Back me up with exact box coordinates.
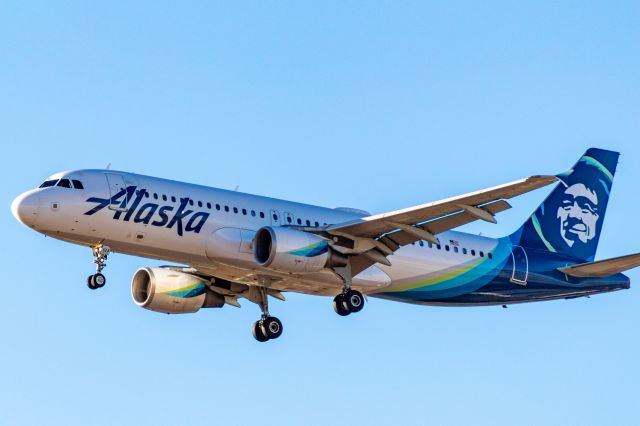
[87,245,110,290]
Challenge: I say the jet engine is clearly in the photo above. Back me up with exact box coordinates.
[131,267,224,314]
[253,226,346,273]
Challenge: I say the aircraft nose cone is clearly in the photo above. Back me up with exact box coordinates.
[11,191,40,226]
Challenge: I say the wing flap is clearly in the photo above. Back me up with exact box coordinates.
[378,200,510,247]
[558,253,640,278]
[327,175,557,239]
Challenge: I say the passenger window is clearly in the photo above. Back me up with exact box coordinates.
[198,201,203,208]
[57,179,71,188]
[488,252,493,259]
[162,195,167,201]
[287,216,292,224]
[462,248,467,255]
[144,192,149,198]
[189,199,194,206]
[419,241,424,247]
[242,208,247,215]
[471,250,476,256]
[306,220,311,226]
[224,206,229,212]
[171,196,176,203]
[480,251,484,257]
[260,212,265,218]
[445,245,450,251]
[454,247,459,253]
[251,210,256,217]
[216,204,221,210]
[207,202,211,209]
[297,218,302,225]
[71,180,84,189]
[437,244,441,250]
[233,207,238,214]
[153,193,158,200]
[273,213,278,221]
[314,221,319,227]
[428,242,433,248]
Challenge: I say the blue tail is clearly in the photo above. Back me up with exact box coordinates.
[511,148,619,262]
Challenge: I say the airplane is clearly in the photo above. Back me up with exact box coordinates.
[11,148,639,342]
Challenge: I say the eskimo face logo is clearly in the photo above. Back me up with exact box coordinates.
[84,186,209,237]
[556,183,599,247]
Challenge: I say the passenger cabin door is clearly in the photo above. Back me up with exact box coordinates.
[510,245,528,285]
[105,173,129,211]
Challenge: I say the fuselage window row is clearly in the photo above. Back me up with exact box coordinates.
[140,191,274,220]
[416,240,492,258]
[137,189,326,229]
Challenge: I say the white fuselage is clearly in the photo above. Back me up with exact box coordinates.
[13,169,501,297]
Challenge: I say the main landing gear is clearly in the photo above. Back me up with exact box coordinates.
[87,245,110,290]
[333,289,365,316]
[332,256,365,316]
[252,286,283,343]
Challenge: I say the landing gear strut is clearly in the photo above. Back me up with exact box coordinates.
[87,245,110,290]
[333,257,365,316]
[252,286,283,342]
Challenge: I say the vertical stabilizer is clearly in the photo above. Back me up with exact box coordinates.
[511,148,619,261]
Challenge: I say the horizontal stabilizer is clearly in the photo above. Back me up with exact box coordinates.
[558,253,640,278]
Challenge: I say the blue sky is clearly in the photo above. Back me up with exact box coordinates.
[1,1,639,425]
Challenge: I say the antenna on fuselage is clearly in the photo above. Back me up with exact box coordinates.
[234,185,240,192]
[105,163,112,170]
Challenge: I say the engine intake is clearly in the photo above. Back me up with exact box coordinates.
[253,226,345,273]
[131,267,224,314]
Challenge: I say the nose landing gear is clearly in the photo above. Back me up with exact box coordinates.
[87,245,110,290]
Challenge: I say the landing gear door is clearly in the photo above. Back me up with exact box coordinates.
[105,173,129,211]
[510,245,528,285]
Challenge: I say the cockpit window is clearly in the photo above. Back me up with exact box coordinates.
[57,179,71,188]
[39,179,58,188]
[72,180,84,189]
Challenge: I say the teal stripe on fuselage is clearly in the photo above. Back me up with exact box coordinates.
[380,238,512,301]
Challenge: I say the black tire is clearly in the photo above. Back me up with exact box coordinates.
[261,317,283,339]
[93,273,106,288]
[344,290,364,313]
[333,294,350,316]
[252,321,269,342]
[87,275,97,290]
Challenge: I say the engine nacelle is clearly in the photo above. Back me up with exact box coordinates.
[131,267,224,314]
[253,226,345,273]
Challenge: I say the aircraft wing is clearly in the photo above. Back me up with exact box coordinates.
[558,253,640,278]
[299,175,558,274]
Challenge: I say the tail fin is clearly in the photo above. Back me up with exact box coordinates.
[511,148,619,262]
